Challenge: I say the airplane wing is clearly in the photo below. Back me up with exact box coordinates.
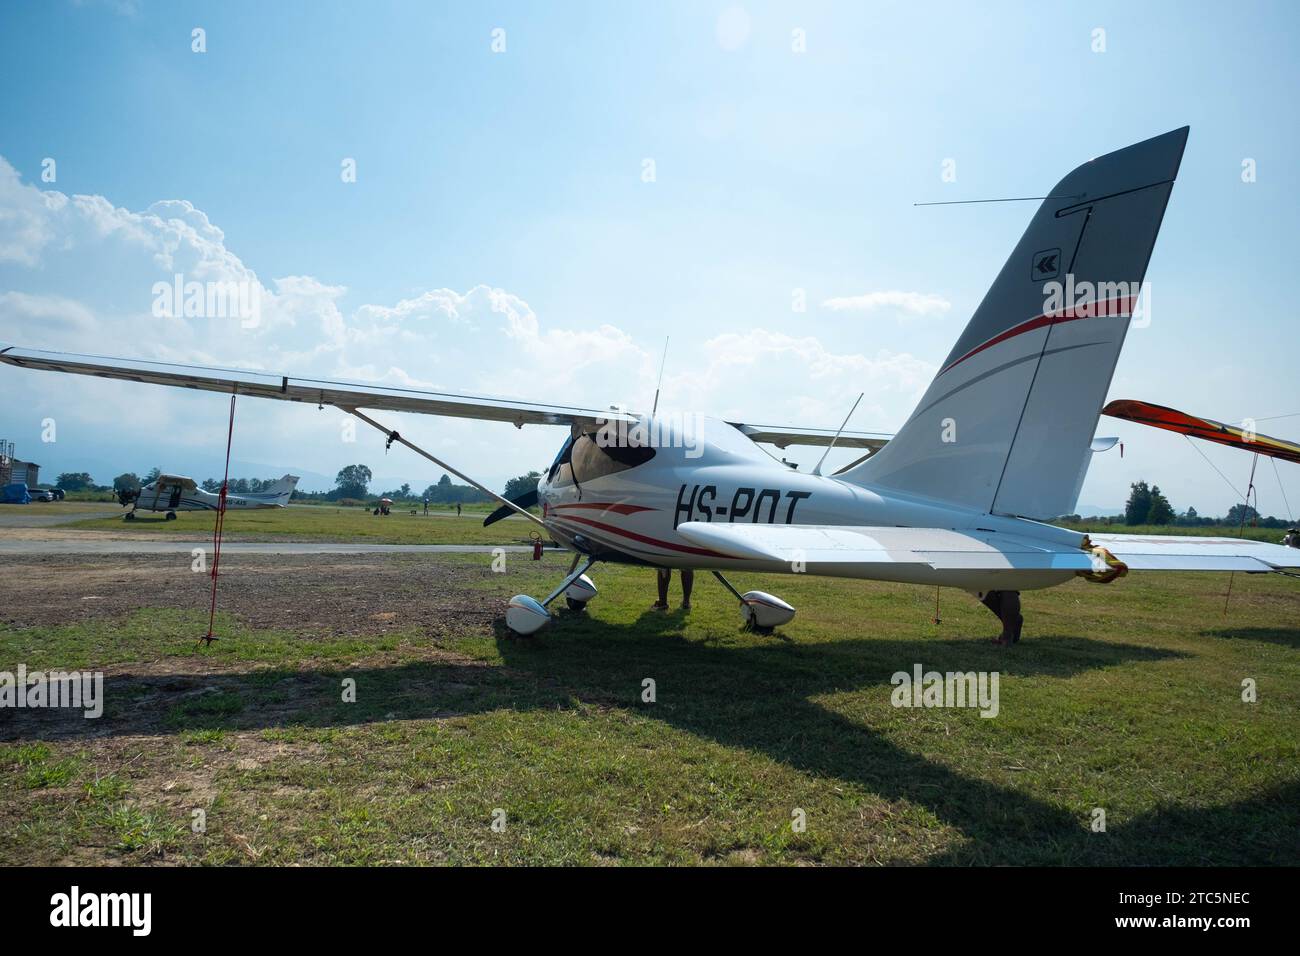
[728,422,891,451]
[0,344,892,449]
[676,523,1099,572]
[676,522,1300,574]
[1103,399,1300,465]
[0,344,635,430]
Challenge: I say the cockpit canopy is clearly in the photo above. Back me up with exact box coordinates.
[544,412,785,486]
[548,430,656,486]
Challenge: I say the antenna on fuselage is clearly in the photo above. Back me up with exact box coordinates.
[812,392,864,477]
[651,337,669,417]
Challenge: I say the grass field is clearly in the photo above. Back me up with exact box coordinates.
[1,550,1297,866]
[65,503,535,545]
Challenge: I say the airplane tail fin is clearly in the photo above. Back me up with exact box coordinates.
[839,127,1188,519]
[251,474,300,504]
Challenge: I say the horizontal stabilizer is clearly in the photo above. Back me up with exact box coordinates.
[1087,534,1299,572]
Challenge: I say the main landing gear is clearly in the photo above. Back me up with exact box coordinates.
[711,571,796,633]
[506,555,599,636]
[978,589,1022,645]
[505,562,799,637]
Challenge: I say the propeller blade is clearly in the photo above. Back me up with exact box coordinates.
[483,488,539,527]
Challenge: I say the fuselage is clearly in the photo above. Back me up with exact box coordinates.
[536,414,1084,591]
[134,482,291,513]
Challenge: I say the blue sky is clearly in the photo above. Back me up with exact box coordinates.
[1,0,1297,517]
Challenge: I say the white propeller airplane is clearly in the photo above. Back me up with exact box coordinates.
[2,127,1296,642]
[119,474,300,520]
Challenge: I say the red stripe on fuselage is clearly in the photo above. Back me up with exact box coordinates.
[552,502,657,515]
[940,296,1135,376]
[551,513,735,559]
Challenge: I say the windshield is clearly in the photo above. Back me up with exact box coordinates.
[550,432,655,486]
[547,433,575,483]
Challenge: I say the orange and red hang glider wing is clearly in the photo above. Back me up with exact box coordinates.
[1103,400,1300,466]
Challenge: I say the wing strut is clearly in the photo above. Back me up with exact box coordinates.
[711,570,744,602]
[342,407,545,528]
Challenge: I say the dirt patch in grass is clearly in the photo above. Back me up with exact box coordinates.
[0,553,502,637]
[0,552,525,863]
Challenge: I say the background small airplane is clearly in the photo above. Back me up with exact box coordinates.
[118,474,299,520]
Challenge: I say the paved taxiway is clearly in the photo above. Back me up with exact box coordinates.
[0,540,550,555]
[0,504,550,556]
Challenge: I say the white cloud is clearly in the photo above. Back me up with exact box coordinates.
[821,290,951,317]
[715,5,752,52]
[0,291,98,337]
[0,157,934,488]
[0,158,64,265]
[670,329,933,432]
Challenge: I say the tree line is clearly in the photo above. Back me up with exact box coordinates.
[1057,479,1293,529]
[50,465,545,504]
[200,464,545,504]
[286,465,496,503]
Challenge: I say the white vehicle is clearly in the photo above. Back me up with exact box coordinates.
[121,474,299,520]
[2,127,1295,641]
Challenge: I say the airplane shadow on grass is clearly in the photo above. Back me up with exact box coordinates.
[4,620,1295,865]
[1200,625,1300,650]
